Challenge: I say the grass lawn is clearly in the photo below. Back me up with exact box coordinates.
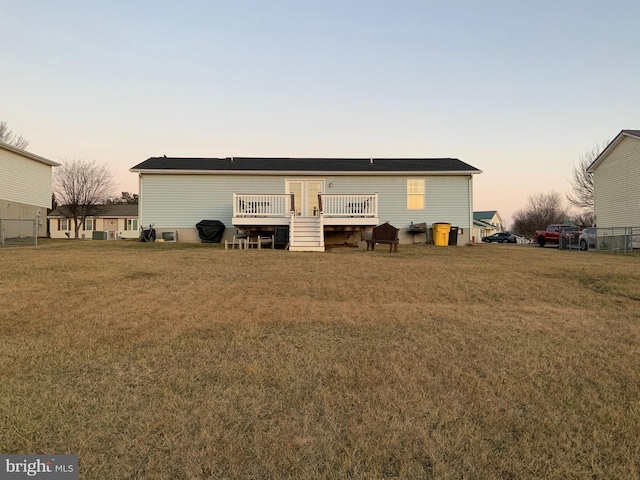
[1,240,640,479]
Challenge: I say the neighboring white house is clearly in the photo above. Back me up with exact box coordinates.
[48,204,139,240]
[472,211,504,242]
[587,130,640,228]
[130,157,482,251]
[0,141,59,239]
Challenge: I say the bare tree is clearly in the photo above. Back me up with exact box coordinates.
[566,141,607,225]
[571,210,596,229]
[512,191,570,240]
[105,191,138,205]
[0,121,29,149]
[53,159,116,238]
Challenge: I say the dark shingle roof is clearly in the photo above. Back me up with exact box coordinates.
[48,204,138,218]
[130,157,481,173]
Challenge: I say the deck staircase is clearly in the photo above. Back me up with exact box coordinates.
[289,216,324,252]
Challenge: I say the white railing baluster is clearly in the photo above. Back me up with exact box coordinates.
[317,193,378,218]
[233,193,378,219]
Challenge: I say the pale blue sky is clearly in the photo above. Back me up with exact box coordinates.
[2,1,638,225]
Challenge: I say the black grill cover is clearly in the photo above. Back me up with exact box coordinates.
[140,227,156,242]
[196,220,225,243]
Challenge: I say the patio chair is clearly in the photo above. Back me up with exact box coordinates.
[224,229,248,250]
[274,226,290,250]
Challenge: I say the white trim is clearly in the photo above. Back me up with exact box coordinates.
[286,179,325,217]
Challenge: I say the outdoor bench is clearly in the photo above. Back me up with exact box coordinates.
[366,222,399,253]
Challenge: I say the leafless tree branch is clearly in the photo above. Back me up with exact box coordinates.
[512,191,570,240]
[566,142,607,225]
[53,159,116,238]
[0,121,29,149]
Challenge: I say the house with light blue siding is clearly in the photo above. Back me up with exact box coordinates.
[130,157,482,251]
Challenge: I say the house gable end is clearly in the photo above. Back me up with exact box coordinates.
[588,130,640,173]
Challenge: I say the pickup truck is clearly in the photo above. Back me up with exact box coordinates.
[535,224,581,247]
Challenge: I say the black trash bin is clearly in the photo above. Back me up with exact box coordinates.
[196,220,225,243]
[448,226,459,245]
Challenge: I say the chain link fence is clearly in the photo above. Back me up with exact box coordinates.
[0,219,37,246]
[580,226,640,254]
[556,225,582,250]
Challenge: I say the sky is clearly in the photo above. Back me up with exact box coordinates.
[2,1,639,226]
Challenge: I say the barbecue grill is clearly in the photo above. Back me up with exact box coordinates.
[408,222,427,244]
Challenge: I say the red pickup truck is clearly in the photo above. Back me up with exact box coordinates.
[535,224,581,247]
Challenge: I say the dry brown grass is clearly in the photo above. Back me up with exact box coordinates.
[1,240,640,479]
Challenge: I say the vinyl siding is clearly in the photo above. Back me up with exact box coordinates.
[139,173,473,230]
[323,175,471,227]
[0,148,53,208]
[139,174,285,228]
[0,201,47,237]
[593,136,640,228]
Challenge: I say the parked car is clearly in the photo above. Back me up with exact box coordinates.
[579,227,597,251]
[535,223,581,247]
[482,232,517,243]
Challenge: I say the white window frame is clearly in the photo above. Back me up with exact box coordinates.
[407,179,425,210]
[127,219,138,231]
[85,218,94,231]
[60,218,68,231]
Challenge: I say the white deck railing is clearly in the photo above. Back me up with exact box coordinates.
[320,194,378,217]
[233,193,378,218]
[233,193,294,217]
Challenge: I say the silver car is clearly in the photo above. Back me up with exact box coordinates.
[579,227,597,251]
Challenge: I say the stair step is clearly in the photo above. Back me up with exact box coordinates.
[293,227,320,232]
[289,245,325,252]
[290,217,324,251]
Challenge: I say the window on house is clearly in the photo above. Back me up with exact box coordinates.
[85,218,93,231]
[60,218,68,231]
[407,179,425,210]
[126,219,138,231]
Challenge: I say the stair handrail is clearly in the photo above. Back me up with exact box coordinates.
[318,193,325,247]
[289,211,295,246]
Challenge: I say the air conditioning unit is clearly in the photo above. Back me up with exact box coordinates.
[161,230,178,242]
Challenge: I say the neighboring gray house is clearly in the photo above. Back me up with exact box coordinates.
[0,141,59,239]
[130,157,482,251]
[587,130,640,228]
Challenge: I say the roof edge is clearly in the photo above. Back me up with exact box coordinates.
[587,130,640,172]
[130,168,482,176]
[0,141,60,167]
